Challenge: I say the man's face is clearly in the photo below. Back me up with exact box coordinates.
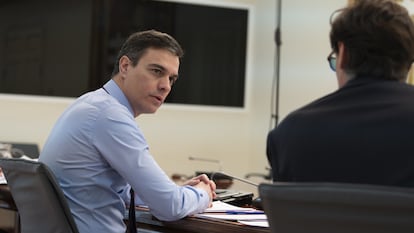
[119,48,179,117]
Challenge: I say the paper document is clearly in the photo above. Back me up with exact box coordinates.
[194,201,269,228]
[0,172,6,184]
[238,220,269,228]
[196,213,267,221]
[204,200,261,213]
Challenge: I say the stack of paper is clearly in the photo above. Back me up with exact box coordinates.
[0,171,6,184]
[194,201,268,228]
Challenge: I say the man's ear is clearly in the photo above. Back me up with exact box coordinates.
[118,55,130,76]
[337,42,346,69]
[336,41,351,88]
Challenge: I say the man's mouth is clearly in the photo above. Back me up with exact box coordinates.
[152,95,163,104]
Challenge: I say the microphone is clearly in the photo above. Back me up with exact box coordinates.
[211,171,263,209]
[211,171,258,187]
[188,156,222,171]
[245,167,273,180]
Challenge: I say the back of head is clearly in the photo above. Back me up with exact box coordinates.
[330,0,414,81]
[111,29,184,76]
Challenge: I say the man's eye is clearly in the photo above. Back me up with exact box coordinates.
[151,69,162,75]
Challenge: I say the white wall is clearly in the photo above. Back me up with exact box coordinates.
[0,0,347,195]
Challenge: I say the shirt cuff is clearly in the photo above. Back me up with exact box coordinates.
[184,185,210,212]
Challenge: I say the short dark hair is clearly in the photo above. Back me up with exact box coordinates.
[111,30,184,77]
[329,0,414,81]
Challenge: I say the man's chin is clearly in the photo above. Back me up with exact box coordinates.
[145,106,161,114]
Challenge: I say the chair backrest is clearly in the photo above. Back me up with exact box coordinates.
[0,158,79,233]
[259,182,414,233]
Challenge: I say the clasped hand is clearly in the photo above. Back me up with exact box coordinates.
[183,174,217,207]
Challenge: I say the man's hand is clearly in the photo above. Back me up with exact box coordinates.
[183,174,217,206]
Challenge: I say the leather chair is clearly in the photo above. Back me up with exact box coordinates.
[259,182,414,233]
[0,158,79,233]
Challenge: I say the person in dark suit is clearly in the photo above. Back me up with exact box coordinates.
[266,0,414,186]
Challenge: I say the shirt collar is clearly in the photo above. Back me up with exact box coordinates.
[102,79,134,116]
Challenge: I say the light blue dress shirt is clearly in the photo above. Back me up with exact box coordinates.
[39,79,209,233]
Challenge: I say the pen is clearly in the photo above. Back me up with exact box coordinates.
[225,210,264,215]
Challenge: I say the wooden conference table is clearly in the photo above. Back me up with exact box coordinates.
[0,185,16,211]
[0,184,19,233]
[0,184,268,233]
[129,207,269,233]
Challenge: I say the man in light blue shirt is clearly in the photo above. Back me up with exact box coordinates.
[39,30,216,233]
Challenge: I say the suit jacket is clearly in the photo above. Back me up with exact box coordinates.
[267,77,414,186]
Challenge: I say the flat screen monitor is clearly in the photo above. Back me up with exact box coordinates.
[0,0,250,108]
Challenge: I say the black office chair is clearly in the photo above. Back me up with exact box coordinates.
[0,158,79,233]
[259,182,414,233]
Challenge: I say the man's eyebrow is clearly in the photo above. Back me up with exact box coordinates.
[148,63,166,71]
[148,63,179,78]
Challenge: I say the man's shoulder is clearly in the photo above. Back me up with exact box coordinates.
[273,92,342,132]
[66,91,132,125]
[76,90,126,112]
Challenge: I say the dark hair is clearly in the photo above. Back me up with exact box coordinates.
[329,0,414,81]
[111,30,184,76]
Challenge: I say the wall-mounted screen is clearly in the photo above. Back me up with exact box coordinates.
[0,0,249,108]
